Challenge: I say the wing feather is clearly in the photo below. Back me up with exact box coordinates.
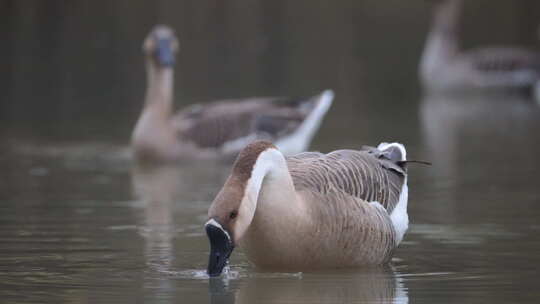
[287,149,406,214]
[171,96,318,150]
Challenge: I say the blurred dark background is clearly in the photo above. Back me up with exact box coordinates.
[1,0,539,144]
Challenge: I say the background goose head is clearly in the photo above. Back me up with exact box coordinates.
[142,25,179,67]
[205,141,279,276]
[430,0,462,30]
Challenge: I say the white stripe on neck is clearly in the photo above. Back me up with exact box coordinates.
[234,148,290,243]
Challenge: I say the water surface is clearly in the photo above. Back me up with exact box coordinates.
[3,93,540,303]
[2,0,540,303]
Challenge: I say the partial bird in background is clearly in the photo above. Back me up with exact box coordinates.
[131,25,334,163]
[419,0,540,97]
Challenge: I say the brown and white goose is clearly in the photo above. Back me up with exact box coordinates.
[131,25,334,162]
[204,140,410,276]
[419,0,540,93]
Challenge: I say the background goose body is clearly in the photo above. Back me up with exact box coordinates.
[172,93,333,156]
[205,141,409,276]
[420,0,540,93]
[131,25,333,162]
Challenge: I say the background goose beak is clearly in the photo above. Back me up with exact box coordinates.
[155,38,175,66]
[206,220,234,277]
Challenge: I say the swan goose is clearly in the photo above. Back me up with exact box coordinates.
[420,0,540,93]
[205,140,410,276]
[131,25,334,162]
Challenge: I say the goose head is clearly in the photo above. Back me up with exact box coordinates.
[143,25,179,67]
[205,141,279,276]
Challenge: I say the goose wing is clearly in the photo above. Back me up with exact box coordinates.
[172,98,272,149]
[463,47,540,85]
[287,148,406,214]
[299,187,397,256]
[171,96,320,150]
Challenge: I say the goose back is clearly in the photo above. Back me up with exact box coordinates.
[286,148,406,214]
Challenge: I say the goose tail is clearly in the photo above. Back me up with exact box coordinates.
[377,142,407,162]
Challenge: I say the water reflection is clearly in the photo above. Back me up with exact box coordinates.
[419,93,540,224]
[420,93,540,176]
[131,161,230,253]
[208,267,408,304]
[130,161,231,298]
[132,164,178,272]
[209,278,235,304]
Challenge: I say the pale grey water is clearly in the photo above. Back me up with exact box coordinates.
[2,1,540,303]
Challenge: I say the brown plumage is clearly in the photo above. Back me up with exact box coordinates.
[287,148,405,214]
[232,141,277,182]
[205,141,409,273]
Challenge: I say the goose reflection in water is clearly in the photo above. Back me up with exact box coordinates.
[130,161,230,272]
[421,94,540,175]
[419,93,540,224]
[208,267,408,304]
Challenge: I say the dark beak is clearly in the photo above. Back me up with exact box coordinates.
[205,220,234,277]
[155,38,175,67]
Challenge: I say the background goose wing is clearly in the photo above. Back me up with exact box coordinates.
[171,95,323,150]
[252,111,305,138]
[287,149,406,214]
[467,48,540,72]
[464,47,540,86]
[172,98,272,149]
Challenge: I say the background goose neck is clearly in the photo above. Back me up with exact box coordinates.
[420,0,462,83]
[145,62,174,115]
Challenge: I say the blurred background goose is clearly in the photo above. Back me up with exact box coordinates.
[131,25,334,162]
[205,140,410,276]
[419,0,540,94]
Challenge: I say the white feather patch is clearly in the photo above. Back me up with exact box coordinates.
[390,179,409,245]
[377,142,407,161]
[376,142,409,244]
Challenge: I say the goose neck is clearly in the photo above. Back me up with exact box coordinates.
[145,61,174,114]
[420,0,461,79]
[237,148,303,243]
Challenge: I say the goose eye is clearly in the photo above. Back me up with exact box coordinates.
[229,211,238,219]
